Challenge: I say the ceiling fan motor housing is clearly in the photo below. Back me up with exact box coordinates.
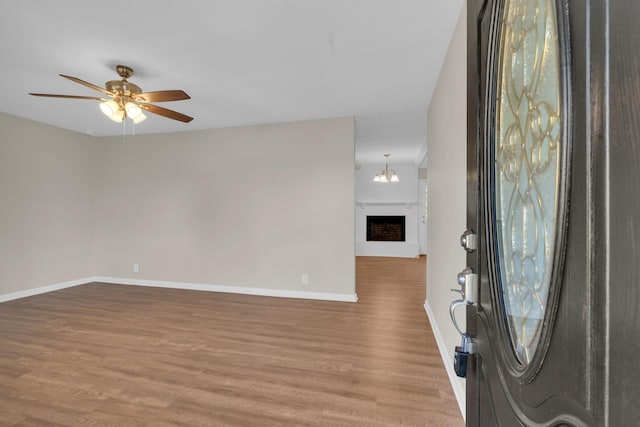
[105,80,142,97]
[106,66,141,98]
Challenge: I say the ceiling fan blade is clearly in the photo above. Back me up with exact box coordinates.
[29,93,106,101]
[140,103,193,123]
[59,74,113,96]
[136,90,190,103]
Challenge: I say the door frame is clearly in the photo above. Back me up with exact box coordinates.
[418,179,428,255]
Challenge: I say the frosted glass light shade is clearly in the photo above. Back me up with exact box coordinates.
[125,102,142,119]
[132,112,147,124]
[100,100,119,118]
[390,172,399,182]
[106,108,124,122]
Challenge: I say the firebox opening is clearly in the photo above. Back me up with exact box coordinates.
[366,216,406,242]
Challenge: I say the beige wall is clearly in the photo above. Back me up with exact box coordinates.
[425,2,467,415]
[93,117,355,296]
[0,113,96,294]
[0,115,355,299]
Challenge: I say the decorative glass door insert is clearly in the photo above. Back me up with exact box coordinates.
[493,0,563,365]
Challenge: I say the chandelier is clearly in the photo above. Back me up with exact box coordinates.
[373,154,399,182]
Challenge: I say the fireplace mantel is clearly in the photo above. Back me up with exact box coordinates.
[356,201,416,209]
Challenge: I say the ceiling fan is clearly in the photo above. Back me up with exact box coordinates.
[29,65,193,124]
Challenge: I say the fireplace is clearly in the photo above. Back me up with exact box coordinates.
[366,216,406,242]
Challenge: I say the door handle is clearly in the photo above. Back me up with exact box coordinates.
[449,299,467,336]
[449,267,478,332]
[449,267,478,378]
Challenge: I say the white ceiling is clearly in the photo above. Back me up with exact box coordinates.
[0,0,463,165]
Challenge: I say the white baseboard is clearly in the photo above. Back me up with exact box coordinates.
[0,277,95,303]
[356,241,420,258]
[424,301,466,421]
[1,276,358,304]
[94,277,358,303]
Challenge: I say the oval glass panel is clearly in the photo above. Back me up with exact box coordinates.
[494,0,562,365]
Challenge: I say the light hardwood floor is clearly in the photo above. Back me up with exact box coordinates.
[0,257,463,426]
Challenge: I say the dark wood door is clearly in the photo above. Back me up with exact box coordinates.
[465,0,640,425]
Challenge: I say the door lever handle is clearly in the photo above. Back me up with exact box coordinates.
[449,266,478,379]
[449,268,478,337]
[449,299,467,336]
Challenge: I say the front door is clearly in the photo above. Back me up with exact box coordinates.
[465,0,639,425]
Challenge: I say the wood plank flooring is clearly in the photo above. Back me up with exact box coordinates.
[0,257,463,426]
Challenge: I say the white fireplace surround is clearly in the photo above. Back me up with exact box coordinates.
[355,201,420,257]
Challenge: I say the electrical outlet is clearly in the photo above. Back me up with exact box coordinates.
[133,263,139,273]
[301,273,309,285]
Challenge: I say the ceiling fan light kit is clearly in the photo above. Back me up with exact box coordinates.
[29,65,193,124]
[99,99,125,122]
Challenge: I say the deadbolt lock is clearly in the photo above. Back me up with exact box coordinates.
[460,229,478,252]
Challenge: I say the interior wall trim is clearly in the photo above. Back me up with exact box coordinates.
[0,277,95,303]
[0,277,358,304]
[356,242,420,257]
[95,277,359,303]
[424,301,466,420]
